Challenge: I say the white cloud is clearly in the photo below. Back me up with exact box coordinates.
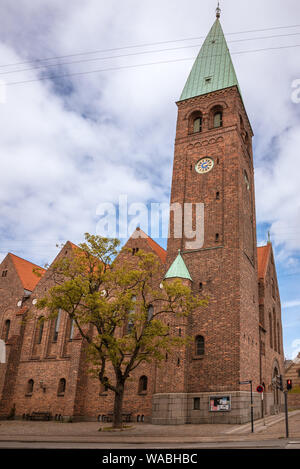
[283,300,300,309]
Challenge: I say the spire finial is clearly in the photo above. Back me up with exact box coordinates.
[267,231,271,244]
[216,1,221,18]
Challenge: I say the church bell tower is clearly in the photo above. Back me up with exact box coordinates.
[152,7,261,425]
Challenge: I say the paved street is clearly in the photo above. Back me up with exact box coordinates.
[0,410,299,449]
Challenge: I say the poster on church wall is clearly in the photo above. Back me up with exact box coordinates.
[209,396,231,412]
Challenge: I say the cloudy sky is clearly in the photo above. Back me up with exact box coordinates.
[0,0,300,359]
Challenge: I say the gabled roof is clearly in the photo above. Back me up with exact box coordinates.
[257,244,272,280]
[179,18,241,102]
[133,229,167,263]
[8,253,46,291]
[164,251,192,281]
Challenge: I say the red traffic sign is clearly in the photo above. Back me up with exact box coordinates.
[256,385,264,393]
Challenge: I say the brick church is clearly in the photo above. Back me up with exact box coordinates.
[0,9,285,424]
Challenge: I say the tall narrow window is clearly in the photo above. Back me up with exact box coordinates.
[69,318,75,340]
[277,322,280,354]
[193,117,202,133]
[244,171,250,191]
[195,335,205,356]
[26,379,34,395]
[53,309,61,343]
[37,317,44,344]
[127,296,136,334]
[138,376,148,394]
[272,279,275,299]
[3,320,10,342]
[269,313,273,349]
[214,111,223,128]
[57,378,66,395]
[194,397,200,410]
[147,305,154,321]
[273,309,277,352]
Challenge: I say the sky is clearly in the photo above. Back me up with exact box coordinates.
[0,0,300,359]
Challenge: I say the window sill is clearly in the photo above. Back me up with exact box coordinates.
[57,393,65,397]
[138,391,147,396]
[25,393,33,397]
[192,355,205,360]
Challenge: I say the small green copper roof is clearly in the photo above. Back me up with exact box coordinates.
[164,251,192,281]
[179,18,241,101]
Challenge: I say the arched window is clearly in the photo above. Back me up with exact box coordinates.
[273,309,277,352]
[272,279,275,299]
[3,319,10,342]
[244,171,250,191]
[195,335,205,356]
[193,116,202,133]
[147,305,154,321]
[189,111,203,134]
[26,379,34,395]
[213,111,223,128]
[269,313,273,348]
[53,309,61,343]
[126,296,136,334]
[37,317,44,344]
[66,316,75,341]
[138,375,148,394]
[57,378,66,396]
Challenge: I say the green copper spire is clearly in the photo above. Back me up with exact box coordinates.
[164,251,192,281]
[179,17,241,101]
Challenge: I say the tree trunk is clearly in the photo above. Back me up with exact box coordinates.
[113,384,124,429]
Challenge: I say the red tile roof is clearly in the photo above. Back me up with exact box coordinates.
[8,253,46,291]
[257,244,271,279]
[137,229,167,263]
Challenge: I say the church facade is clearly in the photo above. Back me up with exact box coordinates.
[0,12,285,424]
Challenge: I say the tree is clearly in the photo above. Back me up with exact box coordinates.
[37,233,207,428]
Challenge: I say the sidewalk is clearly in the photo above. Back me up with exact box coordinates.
[0,410,299,446]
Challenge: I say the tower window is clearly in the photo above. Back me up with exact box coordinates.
[26,379,34,395]
[3,320,10,342]
[194,397,200,410]
[57,378,66,396]
[214,111,223,128]
[199,282,203,292]
[195,335,205,356]
[1,270,8,277]
[216,191,220,200]
[189,111,203,134]
[193,117,202,133]
[215,233,220,242]
[138,376,148,394]
[244,171,250,191]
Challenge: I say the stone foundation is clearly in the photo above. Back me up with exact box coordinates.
[152,391,282,425]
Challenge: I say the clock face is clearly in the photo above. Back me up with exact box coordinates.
[195,157,214,174]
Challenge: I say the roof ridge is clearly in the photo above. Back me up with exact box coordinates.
[8,252,46,271]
